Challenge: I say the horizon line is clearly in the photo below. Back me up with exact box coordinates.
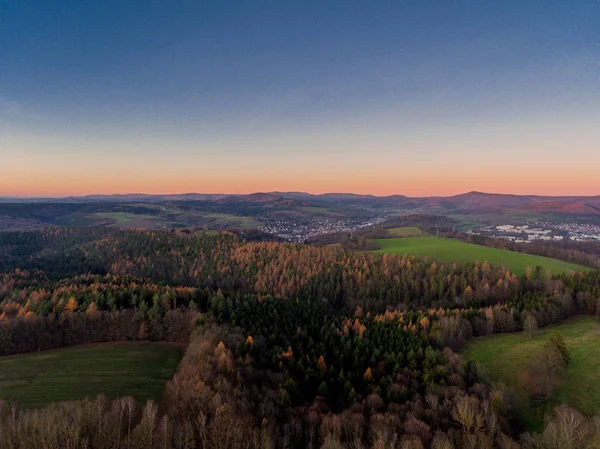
[2,190,600,200]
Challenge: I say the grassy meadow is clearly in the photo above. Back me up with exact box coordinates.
[386,227,428,237]
[0,342,183,407]
[94,212,146,224]
[94,211,260,229]
[199,212,261,228]
[372,236,587,275]
[462,317,600,430]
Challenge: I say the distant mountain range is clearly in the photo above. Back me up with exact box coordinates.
[281,191,600,215]
[2,191,600,216]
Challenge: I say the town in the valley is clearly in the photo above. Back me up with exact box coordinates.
[469,222,600,243]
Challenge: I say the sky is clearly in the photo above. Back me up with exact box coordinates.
[1,0,599,197]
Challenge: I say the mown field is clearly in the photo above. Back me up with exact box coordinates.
[94,211,260,230]
[94,212,152,224]
[372,236,587,275]
[199,212,261,228]
[0,342,184,407]
[386,227,428,237]
[462,317,600,430]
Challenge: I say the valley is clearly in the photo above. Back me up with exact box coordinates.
[3,192,600,244]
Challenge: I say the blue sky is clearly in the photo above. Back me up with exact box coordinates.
[1,1,599,196]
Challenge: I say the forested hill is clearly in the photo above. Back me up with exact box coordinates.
[0,228,599,448]
[0,227,527,311]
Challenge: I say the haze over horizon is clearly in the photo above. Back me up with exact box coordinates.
[2,1,599,197]
[4,189,600,201]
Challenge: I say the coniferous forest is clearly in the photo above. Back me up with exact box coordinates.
[0,228,599,448]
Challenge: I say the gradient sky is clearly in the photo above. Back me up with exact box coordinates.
[1,0,599,197]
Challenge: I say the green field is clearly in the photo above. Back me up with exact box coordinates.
[199,213,261,228]
[372,237,587,275]
[93,212,186,229]
[0,343,183,407]
[462,317,600,430]
[94,212,153,224]
[386,227,428,237]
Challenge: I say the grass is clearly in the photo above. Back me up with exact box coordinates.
[199,213,261,228]
[0,342,184,407]
[386,227,428,237]
[93,212,185,229]
[462,317,600,430]
[94,212,151,224]
[299,206,344,217]
[95,211,261,230]
[372,236,587,275]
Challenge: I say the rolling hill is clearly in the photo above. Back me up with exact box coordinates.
[2,191,600,233]
[526,201,600,215]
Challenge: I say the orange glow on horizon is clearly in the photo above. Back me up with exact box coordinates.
[2,172,599,198]
[2,140,599,198]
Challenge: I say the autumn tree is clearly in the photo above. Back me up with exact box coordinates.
[64,296,79,314]
[317,355,328,372]
[85,302,100,319]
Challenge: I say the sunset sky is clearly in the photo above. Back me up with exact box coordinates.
[1,1,599,197]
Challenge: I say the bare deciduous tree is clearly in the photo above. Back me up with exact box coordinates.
[542,405,589,448]
[523,314,538,338]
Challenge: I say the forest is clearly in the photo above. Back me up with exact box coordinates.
[0,227,599,448]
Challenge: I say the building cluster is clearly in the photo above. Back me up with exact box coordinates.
[538,222,600,242]
[259,217,386,242]
[469,222,600,243]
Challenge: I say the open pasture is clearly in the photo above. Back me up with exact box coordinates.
[0,342,183,407]
[385,227,428,237]
[372,236,587,275]
[462,317,600,430]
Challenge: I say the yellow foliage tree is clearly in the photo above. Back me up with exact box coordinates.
[363,367,373,382]
[64,297,79,314]
[430,262,438,275]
